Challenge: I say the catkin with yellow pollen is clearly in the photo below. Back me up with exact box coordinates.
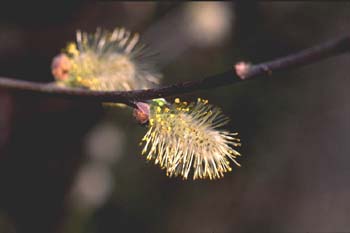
[51,27,161,92]
[140,98,242,180]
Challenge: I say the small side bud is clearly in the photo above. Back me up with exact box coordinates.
[51,54,71,81]
[235,61,251,80]
[133,102,150,125]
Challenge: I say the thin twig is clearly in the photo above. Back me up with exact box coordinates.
[0,36,349,106]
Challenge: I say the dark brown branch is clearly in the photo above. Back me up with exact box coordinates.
[0,36,349,106]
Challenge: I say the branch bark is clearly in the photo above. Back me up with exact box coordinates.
[0,36,349,106]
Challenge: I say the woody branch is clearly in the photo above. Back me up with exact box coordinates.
[0,36,349,107]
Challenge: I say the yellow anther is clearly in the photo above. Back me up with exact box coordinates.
[66,43,79,56]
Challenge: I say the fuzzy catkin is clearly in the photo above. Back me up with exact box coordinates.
[52,27,161,91]
[141,98,241,180]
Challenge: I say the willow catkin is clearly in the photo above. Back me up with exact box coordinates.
[52,27,161,91]
[140,98,241,180]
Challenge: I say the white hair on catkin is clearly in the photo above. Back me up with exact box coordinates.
[54,27,161,91]
[140,98,242,180]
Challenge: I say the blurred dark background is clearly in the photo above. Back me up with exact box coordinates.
[0,2,350,233]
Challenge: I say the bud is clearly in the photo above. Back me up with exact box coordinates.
[133,102,150,125]
[235,61,251,79]
[51,54,71,81]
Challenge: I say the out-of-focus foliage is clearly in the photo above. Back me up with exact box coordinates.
[0,2,350,233]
